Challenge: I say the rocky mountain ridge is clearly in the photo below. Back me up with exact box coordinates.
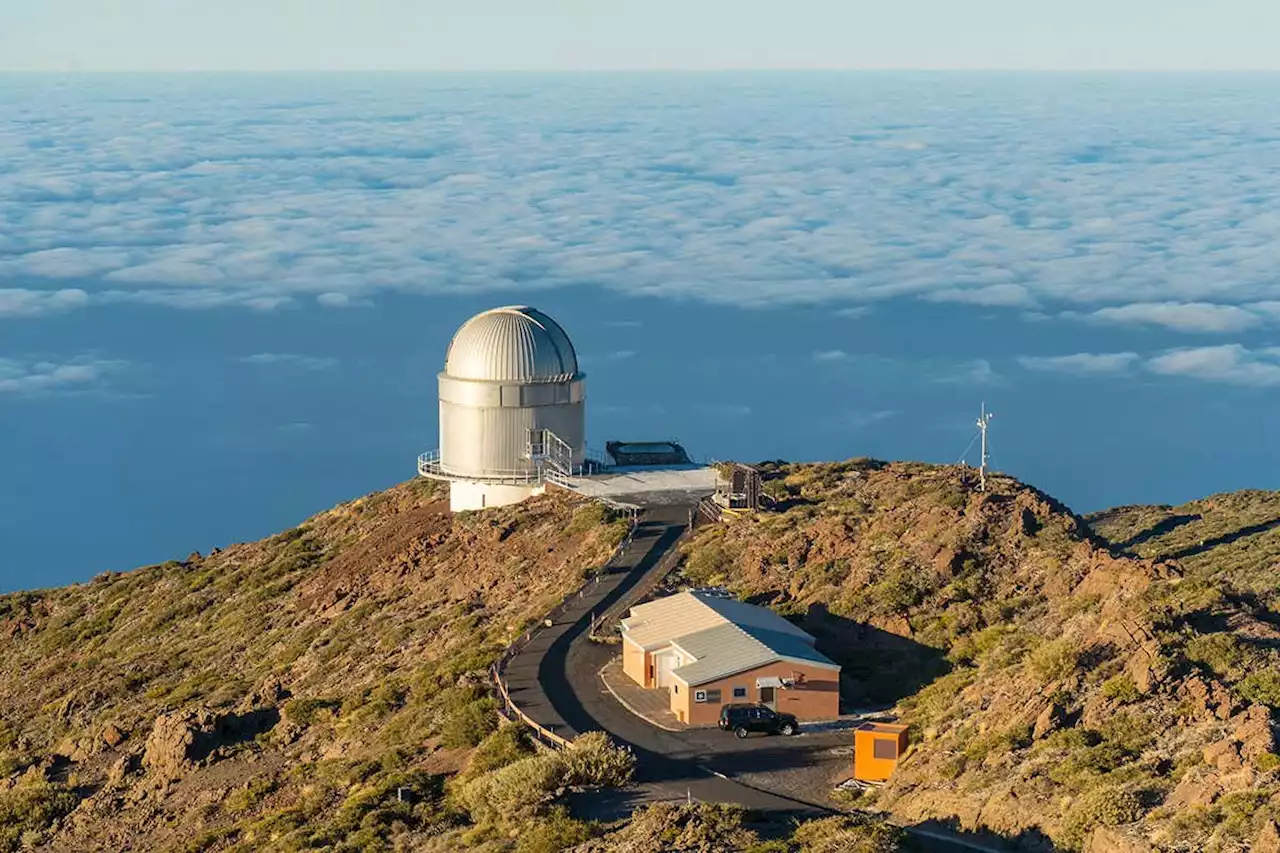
[2,463,1278,853]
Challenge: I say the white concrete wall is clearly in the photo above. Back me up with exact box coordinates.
[449,481,545,512]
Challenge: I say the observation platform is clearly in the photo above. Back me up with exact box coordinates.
[558,465,717,506]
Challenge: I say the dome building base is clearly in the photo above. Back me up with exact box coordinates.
[449,480,547,512]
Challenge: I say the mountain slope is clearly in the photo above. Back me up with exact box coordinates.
[0,479,630,852]
[676,460,1280,852]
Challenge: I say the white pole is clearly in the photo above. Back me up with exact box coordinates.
[976,403,994,492]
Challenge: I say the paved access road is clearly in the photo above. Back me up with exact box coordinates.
[502,505,829,816]
[501,504,1006,852]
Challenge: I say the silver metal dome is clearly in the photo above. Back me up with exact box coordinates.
[444,306,579,383]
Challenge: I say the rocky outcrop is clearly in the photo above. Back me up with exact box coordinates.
[1085,826,1152,853]
[1182,676,1239,722]
[1232,704,1277,762]
[142,708,214,779]
[1256,820,1280,853]
[101,723,126,748]
[1032,703,1063,740]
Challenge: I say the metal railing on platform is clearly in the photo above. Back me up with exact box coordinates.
[417,451,545,485]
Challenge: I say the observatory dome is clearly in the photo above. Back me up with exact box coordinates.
[445,306,579,383]
[431,305,587,512]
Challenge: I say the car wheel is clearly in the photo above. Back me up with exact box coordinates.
[780,722,795,736]
[734,726,749,739]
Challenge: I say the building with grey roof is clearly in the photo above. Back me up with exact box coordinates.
[620,591,841,725]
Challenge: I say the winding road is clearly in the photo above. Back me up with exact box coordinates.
[500,502,1006,852]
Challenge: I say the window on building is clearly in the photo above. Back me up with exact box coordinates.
[873,739,898,760]
[694,690,707,703]
[704,689,722,704]
[673,684,678,694]
[732,686,747,699]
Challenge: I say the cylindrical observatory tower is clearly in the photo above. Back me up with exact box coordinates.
[420,306,586,512]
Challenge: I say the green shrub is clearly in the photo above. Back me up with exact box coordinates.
[1029,639,1082,683]
[439,696,498,749]
[459,752,564,828]
[0,779,79,853]
[1239,670,1280,710]
[791,814,905,853]
[1060,787,1144,850]
[1101,675,1141,705]
[566,503,610,536]
[561,731,636,788]
[1048,741,1134,789]
[1185,634,1249,678]
[225,776,278,814]
[458,731,633,832]
[282,697,341,727]
[459,725,534,783]
[683,540,737,586]
[515,806,594,853]
[1098,710,1155,753]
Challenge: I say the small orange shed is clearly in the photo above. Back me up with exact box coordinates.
[854,722,909,782]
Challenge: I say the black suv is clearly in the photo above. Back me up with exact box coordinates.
[718,704,799,738]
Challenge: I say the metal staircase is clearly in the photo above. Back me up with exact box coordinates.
[525,428,604,485]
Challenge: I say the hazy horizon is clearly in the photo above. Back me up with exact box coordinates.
[6,0,1280,72]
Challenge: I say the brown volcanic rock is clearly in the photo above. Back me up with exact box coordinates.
[1086,827,1153,853]
[1256,820,1280,853]
[0,479,625,852]
[678,463,1280,851]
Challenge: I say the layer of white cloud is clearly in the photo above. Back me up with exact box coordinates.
[926,284,1035,307]
[1018,345,1280,386]
[0,357,125,393]
[240,353,338,370]
[1074,302,1267,333]
[0,288,90,318]
[1019,352,1140,375]
[937,359,1004,386]
[1145,345,1280,387]
[1,77,1278,319]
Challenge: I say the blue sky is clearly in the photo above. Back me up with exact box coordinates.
[4,0,1280,71]
[2,73,1279,591]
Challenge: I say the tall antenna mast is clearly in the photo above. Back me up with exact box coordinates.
[976,403,994,492]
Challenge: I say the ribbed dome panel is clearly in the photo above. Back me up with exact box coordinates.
[444,306,579,382]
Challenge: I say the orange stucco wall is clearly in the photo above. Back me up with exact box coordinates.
[670,660,840,726]
[623,637,650,687]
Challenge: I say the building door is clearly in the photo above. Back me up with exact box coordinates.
[654,650,679,688]
[759,686,776,709]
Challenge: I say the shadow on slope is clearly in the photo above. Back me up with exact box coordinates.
[801,603,952,711]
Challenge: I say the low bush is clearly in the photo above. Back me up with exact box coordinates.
[439,696,498,749]
[1185,634,1249,679]
[1029,638,1082,683]
[458,731,633,833]
[459,752,564,828]
[0,779,79,853]
[1239,670,1280,710]
[1048,741,1135,790]
[515,806,595,853]
[567,503,610,536]
[1101,675,1141,705]
[282,697,339,727]
[791,814,905,853]
[561,731,636,788]
[458,725,534,784]
[1059,787,1144,850]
